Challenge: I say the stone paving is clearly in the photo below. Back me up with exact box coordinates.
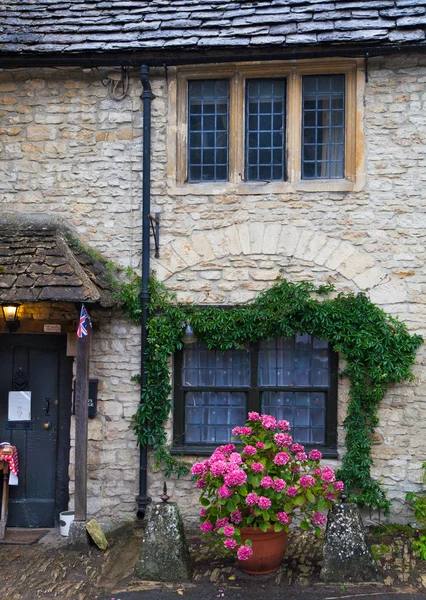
[1,522,426,600]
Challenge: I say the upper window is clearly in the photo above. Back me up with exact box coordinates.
[174,59,363,192]
[188,80,229,182]
[173,334,338,456]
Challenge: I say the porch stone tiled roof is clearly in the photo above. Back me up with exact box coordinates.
[0,223,115,306]
[0,1,426,56]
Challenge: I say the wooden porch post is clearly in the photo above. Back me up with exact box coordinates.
[74,320,91,522]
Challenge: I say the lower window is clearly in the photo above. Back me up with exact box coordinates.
[173,334,338,456]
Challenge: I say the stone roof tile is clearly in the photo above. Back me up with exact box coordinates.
[0,223,115,306]
[1,0,426,56]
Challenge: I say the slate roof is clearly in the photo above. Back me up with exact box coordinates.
[1,0,426,58]
[0,223,115,306]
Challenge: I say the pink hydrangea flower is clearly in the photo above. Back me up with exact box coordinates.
[334,480,344,492]
[191,462,206,476]
[246,493,259,506]
[196,477,207,489]
[309,449,322,461]
[210,460,228,477]
[248,411,261,421]
[277,420,291,431]
[243,445,257,456]
[312,511,327,527]
[229,452,243,465]
[224,538,237,550]
[272,478,286,492]
[290,443,305,454]
[276,511,290,524]
[251,462,265,473]
[215,517,229,529]
[258,496,272,510]
[291,465,301,473]
[299,475,315,488]
[256,442,265,449]
[224,469,247,487]
[232,426,252,436]
[220,443,236,454]
[286,486,298,497]
[200,508,207,517]
[230,510,242,524]
[223,525,235,537]
[200,522,213,532]
[274,433,293,448]
[296,452,308,461]
[273,452,290,466]
[260,476,274,488]
[237,545,253,561]
[321,466,336,483]
[314,469,322,476]
[325,492,335,501]
[240,427,253,436]
[261,414,277,430]
[218,485,233,499]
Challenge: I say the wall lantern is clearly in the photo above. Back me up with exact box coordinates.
[1,303,21,333]
[182,322,197,345]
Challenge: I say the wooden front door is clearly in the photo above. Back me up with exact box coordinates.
[0,335,73,528]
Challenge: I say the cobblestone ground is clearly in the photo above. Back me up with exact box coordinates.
[1,524,426,600]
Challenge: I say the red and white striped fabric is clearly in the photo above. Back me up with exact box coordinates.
[0,445,19,476]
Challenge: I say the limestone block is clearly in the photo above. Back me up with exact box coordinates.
[223,225,242,255]
[303,232,328,263]
[263,222,282,254]
[325,242,356,271]
[321,503,381,583]
[277,226,300,257]
[151,258,172,282]
[134,503,192,581]
[171,238,200,267]
[190,233,216,262]
[249,222,265,254]
[236,222,251,255]
[337,251,376,280]
[314,238,341,266]
[27,125,56,141]
[369,280,408,304]
[86,519,108,550]
[353,265,387,290]
[206,230,229,259]
[158,247,187,275]
[293,230,315,260]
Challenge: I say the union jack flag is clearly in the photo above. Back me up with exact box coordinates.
[77,304,91,338]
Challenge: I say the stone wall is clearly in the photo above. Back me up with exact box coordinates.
[1,54,426,524]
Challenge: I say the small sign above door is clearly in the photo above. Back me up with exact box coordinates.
[8,391,31,421]
[44,324,61,333]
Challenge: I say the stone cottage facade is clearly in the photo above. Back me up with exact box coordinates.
[1,1,426,526]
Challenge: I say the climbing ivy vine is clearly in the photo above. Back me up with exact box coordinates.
[117,275,422,513]
[65,234,423,512]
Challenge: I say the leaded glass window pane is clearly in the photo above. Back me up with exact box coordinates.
[185,391,247,443]
[182,342,250,388]
[245,79,286,181]
[258,335,330,388]
[302,75,345,180]
[262,391,326,444]
[188,80,229,182]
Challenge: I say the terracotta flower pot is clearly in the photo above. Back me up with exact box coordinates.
[238,526,289,575]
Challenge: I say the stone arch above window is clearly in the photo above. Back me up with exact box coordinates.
[152,222,408,304]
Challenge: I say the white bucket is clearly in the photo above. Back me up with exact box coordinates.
[59,510,75,536]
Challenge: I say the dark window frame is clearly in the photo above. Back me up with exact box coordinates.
[172,339,338,457]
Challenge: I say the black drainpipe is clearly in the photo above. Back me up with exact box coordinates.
[137,64,153,518]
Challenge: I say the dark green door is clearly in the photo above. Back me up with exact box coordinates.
[0,335,73,528]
